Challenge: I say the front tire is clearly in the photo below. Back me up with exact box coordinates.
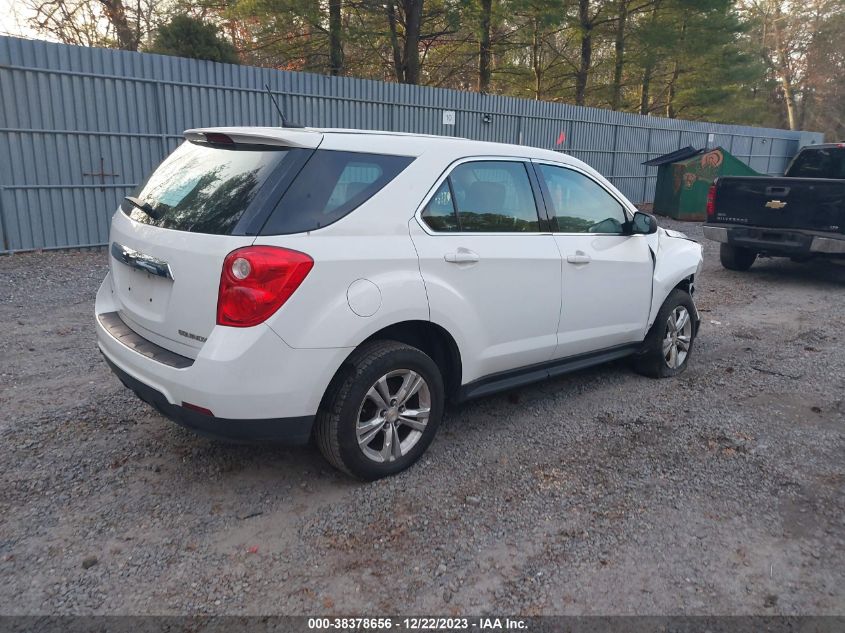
[720,243,756,271]
[634,289,697,378]
[315,340,445,480]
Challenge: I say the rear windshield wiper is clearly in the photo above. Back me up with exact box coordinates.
[124,196,161,220]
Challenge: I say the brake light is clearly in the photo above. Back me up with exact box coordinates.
[217,246,313,327]
[204,132,234,145]
[706,184,717,220]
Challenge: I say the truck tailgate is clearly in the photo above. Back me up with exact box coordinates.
[714,176,845,234]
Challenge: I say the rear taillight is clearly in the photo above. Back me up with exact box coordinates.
[217,246,313,328]
[706,183,717,221]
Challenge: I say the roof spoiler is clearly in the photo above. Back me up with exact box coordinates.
[184,127,323,149]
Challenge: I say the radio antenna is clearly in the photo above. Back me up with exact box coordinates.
[265,83,299,128]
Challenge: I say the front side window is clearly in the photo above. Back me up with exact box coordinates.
[261,150,414,235]
[421,160,540,233]
[537,164,627,234]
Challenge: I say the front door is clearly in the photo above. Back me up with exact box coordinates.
[532,161,654,359]
[409,159,562,384]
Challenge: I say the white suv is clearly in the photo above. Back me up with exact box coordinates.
[95,127,703,480]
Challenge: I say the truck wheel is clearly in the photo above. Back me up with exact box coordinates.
[315,340,445,481]
[633,289,697,379]
[720,244,756,271]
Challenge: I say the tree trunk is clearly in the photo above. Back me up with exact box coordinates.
[478,0,492,92]
[402,0,424,84]
[666,60,679,118]
[329,0,343,76]
[638,1,660,115]
[574,0,592,106]
[99,0,138,50]
[532,17,542,100]
[778,68,799,130]
[665,11,687,119]
[610,0,628,110]
[639,65,652,114]
[771,5,798,130]
[386,2,404,82]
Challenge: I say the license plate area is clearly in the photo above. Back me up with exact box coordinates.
[112,264,174,323]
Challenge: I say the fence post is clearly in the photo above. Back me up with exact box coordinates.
[153,80,168,161]
[765,138,773,175]
[641,127,652,204]
[609,123,619,186]
[0,186,9,253]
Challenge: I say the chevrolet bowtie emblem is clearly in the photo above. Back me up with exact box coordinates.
[765,200,787,209]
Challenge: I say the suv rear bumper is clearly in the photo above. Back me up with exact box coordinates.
[703,225,845,257]
[103,355,315,443]
[95,274,351,442]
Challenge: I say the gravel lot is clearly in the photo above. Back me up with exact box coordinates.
[1,219,844,616]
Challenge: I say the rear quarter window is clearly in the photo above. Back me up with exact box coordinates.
[260,150,414,235]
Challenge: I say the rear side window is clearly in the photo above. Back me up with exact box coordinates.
[122,141,292,235]
[786,148,845,179]
[421,181,460,232]
[421,161,540,233]
[261,151,414,235]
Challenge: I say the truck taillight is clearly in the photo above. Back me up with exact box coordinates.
[217,246,313,328]
[706,184,717,220]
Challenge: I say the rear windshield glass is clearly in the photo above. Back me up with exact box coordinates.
[260,150,414,235]
[786,147,845,179]
[122,141,291,235]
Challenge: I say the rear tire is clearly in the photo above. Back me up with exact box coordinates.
[315,340,445,481]
[633,289,697,379]
[720,244,756,271]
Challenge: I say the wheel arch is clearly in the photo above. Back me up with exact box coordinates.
[648,235,702,330]
[329,320,463,401]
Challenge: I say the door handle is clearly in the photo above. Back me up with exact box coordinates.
[566,252,592,265]
[444,248,480,264]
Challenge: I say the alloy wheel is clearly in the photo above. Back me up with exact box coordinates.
[663,306,692,369]
[356,369,431,463]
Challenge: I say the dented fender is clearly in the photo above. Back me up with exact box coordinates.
[645,228,703,330]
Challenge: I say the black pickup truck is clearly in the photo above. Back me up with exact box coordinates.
[703,143,845,270]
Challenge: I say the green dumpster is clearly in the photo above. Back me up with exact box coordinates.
[645,146,761,221]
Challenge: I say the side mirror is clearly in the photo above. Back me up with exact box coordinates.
[630,211,658,235]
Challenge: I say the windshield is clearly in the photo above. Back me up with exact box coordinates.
[122,141,291,235]
[785,147,845,179]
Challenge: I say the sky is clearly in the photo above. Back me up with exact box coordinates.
[0,0,46,39]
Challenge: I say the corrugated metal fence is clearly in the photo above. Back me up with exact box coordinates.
[0,35,823,253]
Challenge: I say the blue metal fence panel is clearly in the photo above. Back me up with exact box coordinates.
[0,35,824,253]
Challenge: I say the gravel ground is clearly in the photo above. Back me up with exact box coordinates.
[1,219,844,616]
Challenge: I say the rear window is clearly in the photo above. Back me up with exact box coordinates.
[122,141,292,235]
[786,147,845,179]
[260,150,414,235]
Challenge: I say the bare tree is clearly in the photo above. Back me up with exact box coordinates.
[25,0,162,50]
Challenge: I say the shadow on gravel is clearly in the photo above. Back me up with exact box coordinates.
[739,258,845,287]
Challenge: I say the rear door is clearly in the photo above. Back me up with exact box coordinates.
[532,161,653,358]
[107,134,319,357]
[409,158,561,383]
